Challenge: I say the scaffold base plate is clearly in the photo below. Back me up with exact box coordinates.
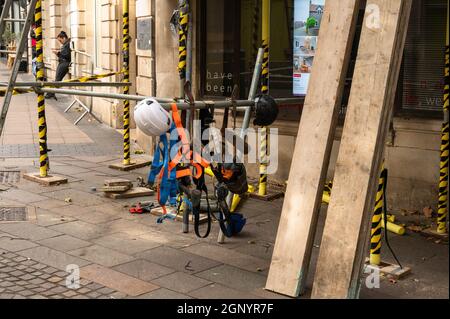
[365,258,411,280]
[108,160,152,171]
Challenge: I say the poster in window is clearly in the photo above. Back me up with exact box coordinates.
[293,0,325,96]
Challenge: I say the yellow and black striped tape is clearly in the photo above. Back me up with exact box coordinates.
[35,0,49,178]
[122,0,131,165]
[370,166,387,266]
[437,45,449,234]
[178,1,189,80]
[0,71,124,97]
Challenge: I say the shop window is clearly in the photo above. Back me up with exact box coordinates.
[398,0,447,116]
[200,0,301,121]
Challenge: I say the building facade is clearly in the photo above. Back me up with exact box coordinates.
[35,0,447,212]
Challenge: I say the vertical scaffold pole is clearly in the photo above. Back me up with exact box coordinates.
[438,1,450,234]
[122,0,131,166]
[370,164,387,266]
[178,0,189,96]
[35,0,49,178]
[259,0,270,196]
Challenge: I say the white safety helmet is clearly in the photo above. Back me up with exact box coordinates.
[134,98,172,137]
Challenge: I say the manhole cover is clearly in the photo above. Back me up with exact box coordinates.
[0,171,21,184]
[0,207,28,222]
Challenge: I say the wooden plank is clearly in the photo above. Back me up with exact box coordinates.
[104,179,133,187]
[22,173,68,186]
[100,186,132,193]
[108,159,152,172]
[265,0,361,297]
[311,0,412,299]
[104,187,154,199]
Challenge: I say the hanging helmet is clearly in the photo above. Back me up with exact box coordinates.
[253,95,279,127]
[134,98,172,137]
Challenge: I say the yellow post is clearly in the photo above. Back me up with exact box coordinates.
[259,0,270,196]
[370,164,387,266]
[35,0,48,178]
[438,0,450,234]
[122,0,131,165]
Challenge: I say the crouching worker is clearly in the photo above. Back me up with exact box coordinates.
[45,31,71,100]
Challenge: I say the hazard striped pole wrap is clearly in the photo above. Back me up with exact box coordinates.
[251,0,260,69]
[259,0,270,196]
[34,0,48,178]
[122,0,131,166]
[438,3,449,234]
[178,1,189,81]
[370,165,388,266]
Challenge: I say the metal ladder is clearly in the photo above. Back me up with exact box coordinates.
[0,0,38,137]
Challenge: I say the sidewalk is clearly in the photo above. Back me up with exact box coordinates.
[1,62,449,299]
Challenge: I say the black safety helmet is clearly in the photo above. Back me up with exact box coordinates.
[253,94,279,127]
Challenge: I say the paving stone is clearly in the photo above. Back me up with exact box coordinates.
[38,235,92,253]
[96,287,115,295]
[48,276,63,283]
[138,231,198,249]
[80,264,159,297]
[0,223,62,241]
[100,220,154,237]
[63,290,78,298]
[32,199,71,210]
[29,278,45,285]
[20,274,35,281]
[10,270,26,277]
[32,263,48,270]
[42,267,59,275]
[69,245,135,267]
[151,272,211,294]
[17,290,34,297]
[0,189,48,204]
[18,246,91,271]
[93,233,161,255]
[72,295,90,299]
[35,209,77,227]
[49,221,107,240]
[195,265,267,293]
[135,288,192,300]
[42,189,107,207]
[183,243,270,273]
[113,260,175,282]
[87,291,101,299]
[189,284,261,300]
[77,287,91,294]
[29,295,48,299]
[136,246,222,274]
[41,282,57,290]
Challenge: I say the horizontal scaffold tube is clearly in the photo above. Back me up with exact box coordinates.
[0,82,131,88]
[35,87,303,111]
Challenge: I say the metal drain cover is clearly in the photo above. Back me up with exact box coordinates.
[0,171,21,184]
[0,207,28,222]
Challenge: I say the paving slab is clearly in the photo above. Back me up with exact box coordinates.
[40,189,108,207]
[0,189,49,204]
[112,259,175,281]
[93,232,161,255]
[183,243,270,273]
[49,221,109,240]
[188,283,261,300]
[80,264,159,297]
[0,237,39,252]
[17,246,91,271]
[134,288,192,300]
[69,245,135,267]
[136,246,222,275]
[34,209,77,227]
[38,235,92,252]
[195,265,267,293]
[31,199,71,210]
[151,271,212,294]
[0,222,62,241]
